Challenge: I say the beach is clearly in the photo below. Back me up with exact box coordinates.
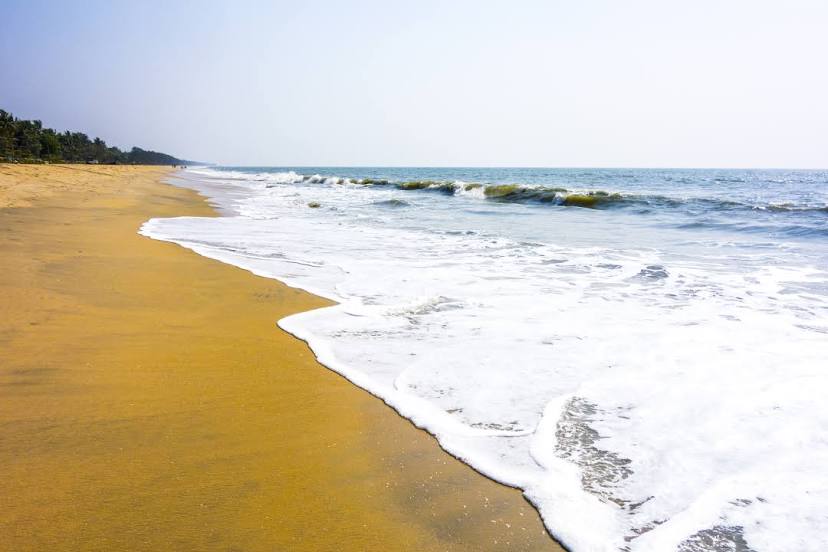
[0,164,560,551]
[140,166,828,551]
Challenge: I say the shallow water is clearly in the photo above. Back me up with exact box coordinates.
[142,167,828,552]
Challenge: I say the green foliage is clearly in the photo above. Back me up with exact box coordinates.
[39,129,61,160]
[307,201,321,208]
[0,108,189,165]
[126,147,182,165]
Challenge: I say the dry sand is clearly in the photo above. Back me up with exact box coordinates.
[0,164,563,551]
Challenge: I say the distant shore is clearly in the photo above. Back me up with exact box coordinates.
[0,164,561,551]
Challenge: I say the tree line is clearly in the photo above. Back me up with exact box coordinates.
[0,109,191,165]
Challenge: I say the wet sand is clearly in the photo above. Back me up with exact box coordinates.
[0,164,562,551]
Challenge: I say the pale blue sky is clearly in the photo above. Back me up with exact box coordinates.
[2,0,827,167]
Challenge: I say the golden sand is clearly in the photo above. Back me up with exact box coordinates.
[0,164,562,551]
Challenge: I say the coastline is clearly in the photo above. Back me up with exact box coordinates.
[0,164,562,551]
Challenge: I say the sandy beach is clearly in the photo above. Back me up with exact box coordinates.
[0,164,561,551]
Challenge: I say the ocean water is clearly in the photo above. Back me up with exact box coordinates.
[141,167,828,552]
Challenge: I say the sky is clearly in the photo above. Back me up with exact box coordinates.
[1,0,827,168]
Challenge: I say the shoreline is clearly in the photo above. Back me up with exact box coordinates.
[0,164,562,551]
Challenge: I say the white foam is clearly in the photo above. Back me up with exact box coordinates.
[140,167,828,551]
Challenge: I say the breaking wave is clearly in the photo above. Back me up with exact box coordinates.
[215,168,828,216]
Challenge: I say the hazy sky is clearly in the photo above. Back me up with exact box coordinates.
[2,0,827,167]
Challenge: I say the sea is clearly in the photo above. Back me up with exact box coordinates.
[141,167,828,552]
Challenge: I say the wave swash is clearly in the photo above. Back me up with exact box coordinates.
[142,167,828,552]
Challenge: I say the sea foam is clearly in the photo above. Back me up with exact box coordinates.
[141,167,828,551]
